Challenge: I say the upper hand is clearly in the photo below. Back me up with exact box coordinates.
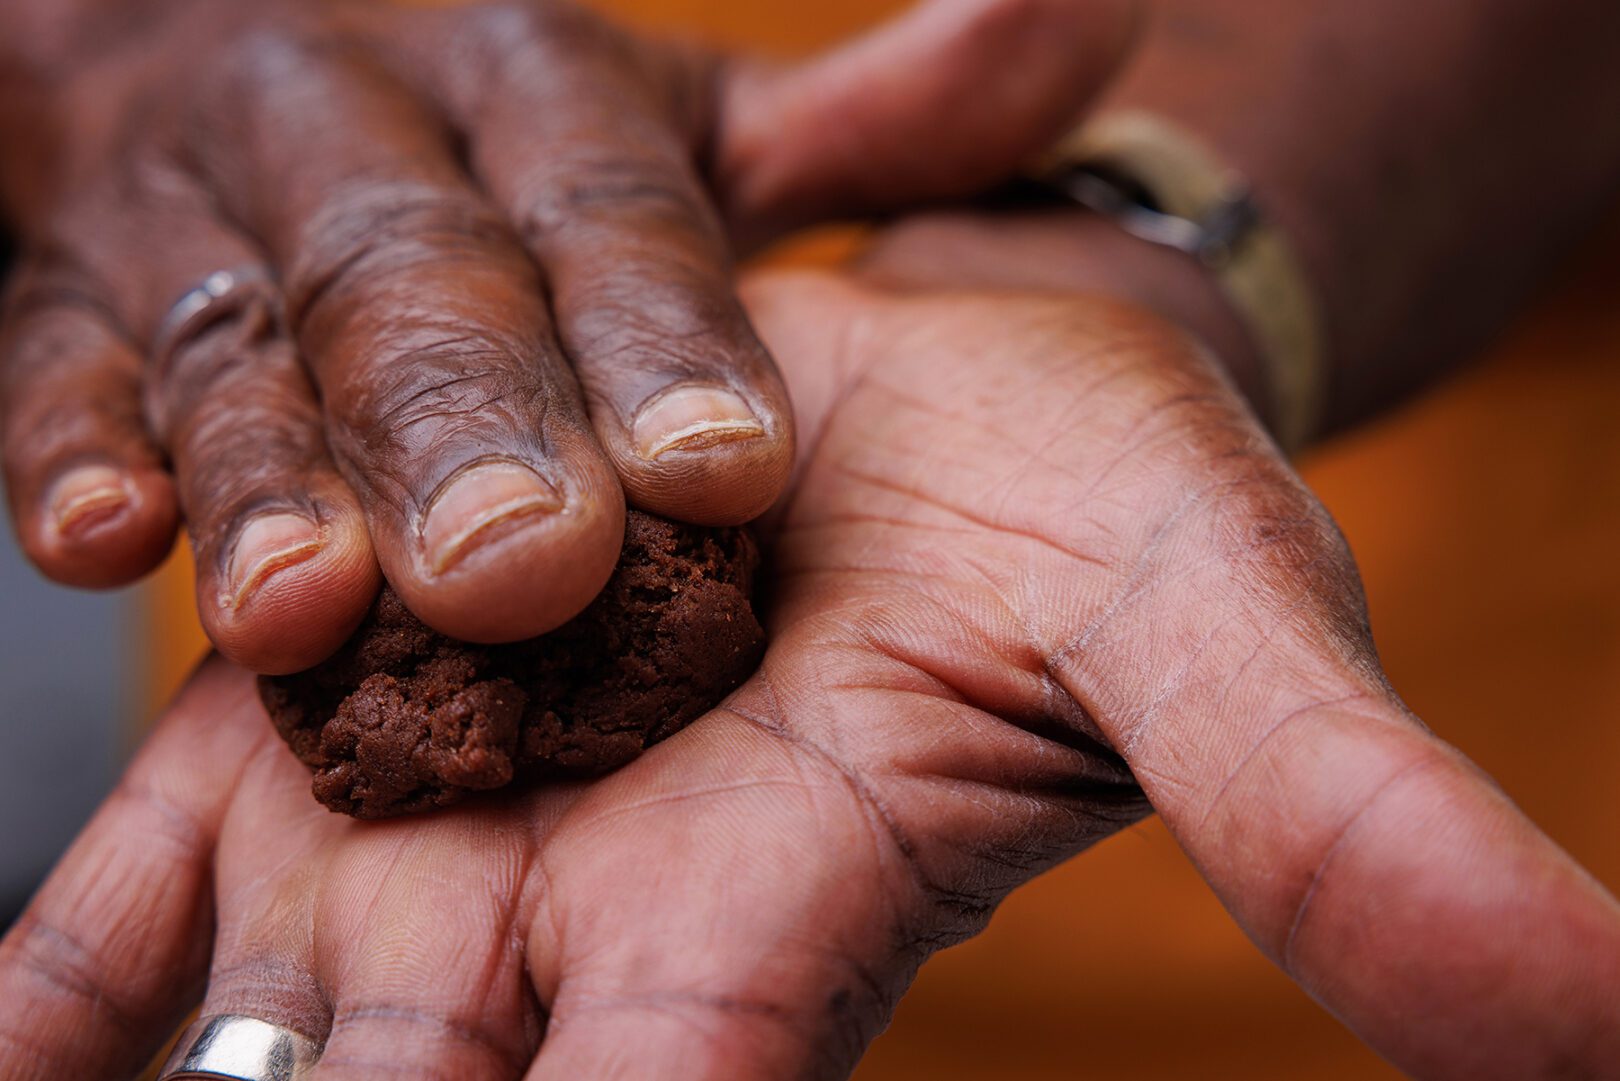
[0,0,1134,670]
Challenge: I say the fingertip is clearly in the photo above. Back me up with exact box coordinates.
[22,464,180,589]
[201,502,381,675]
[618,422,792,528]
[386,455,627,644]
[418,460,569,578]
[610,382,792,525]
[630,385,766,462]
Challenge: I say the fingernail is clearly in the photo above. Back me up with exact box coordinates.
[422,461,564,575]
[632,385,764,460]
[222,512,324,610]
[49,465,131,538]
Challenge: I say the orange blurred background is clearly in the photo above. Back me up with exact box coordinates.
[137,1,1620,1077]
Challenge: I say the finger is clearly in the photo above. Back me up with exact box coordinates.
[67,161,384,674]
[746,275,1620,1076]
[524,702,914,1081]
[716,0,1141,244]
[0,657,259,1080]
[194,34,623,642]
[446,6,792,525]
[0,261,178,588]
[303,811,543,1080]
[170,689,335,1068]
[176,663,549,1078]
[1124,692,1620,1078]
[1008,334,1620,1074]
[158,284,383,674]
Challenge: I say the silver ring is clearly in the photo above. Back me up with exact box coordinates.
[159,1014,322,1081]
[150,265,280,373]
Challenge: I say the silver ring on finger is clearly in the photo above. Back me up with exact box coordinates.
[150,265,283,376]
[159,1013,322,1081]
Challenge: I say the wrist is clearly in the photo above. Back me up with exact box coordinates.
[1034,208,1271,420]
[856,206,1272,425]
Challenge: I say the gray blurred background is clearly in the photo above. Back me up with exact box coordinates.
[0,523,128,924]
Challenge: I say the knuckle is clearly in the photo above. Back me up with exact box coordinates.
[3,394,141,475]
[0,797,212,1044]
[159,370,327,522]
[3,913,147,1036]
[105,778,214,861]
[156,296,291,399]
[208,22,333,107]
[327,1002,530,1074]
[333,352,540,452]
[286,186,514,323]
[155,323,320,458]
[1,270,127,385]
[173,423,325,523]
[179,389,319,467]
[461,1,553,49]
[459,0,607,68]
[517,157,712,244]
[202,954,329,1037]
[568,295,743,380]
[0,316,146,476]
[1274,745,1447,969]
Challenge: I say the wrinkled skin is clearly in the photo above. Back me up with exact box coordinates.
[0,0,1134,670]
[3,274,1616,1081]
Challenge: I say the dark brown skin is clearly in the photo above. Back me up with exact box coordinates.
[863,0,1620,437]
[14,0,1616,672]
[3,274,1618,1081]
[3,2,1619,1078]
[0,0,1136,670]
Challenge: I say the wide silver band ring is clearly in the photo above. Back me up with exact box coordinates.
[150,265,280,374]
[159,1014,322,1081]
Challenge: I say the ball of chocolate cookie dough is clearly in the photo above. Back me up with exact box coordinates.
[259,512,764,818]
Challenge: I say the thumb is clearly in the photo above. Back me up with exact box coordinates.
[715,0,1139,245]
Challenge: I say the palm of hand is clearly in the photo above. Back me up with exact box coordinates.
[13,275,1610,1081]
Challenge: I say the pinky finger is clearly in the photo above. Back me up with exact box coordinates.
[1,266,178,588]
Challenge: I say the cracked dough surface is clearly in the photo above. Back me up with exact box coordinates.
[259,512,763,818]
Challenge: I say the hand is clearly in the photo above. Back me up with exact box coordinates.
[0,0,1134,671]
[4,273,1616,1080]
